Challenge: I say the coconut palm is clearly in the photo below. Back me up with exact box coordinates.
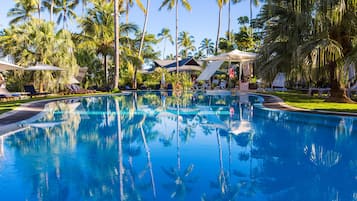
[257,0,357,102]
[133,0,151,89]
[215,0,229,54]
[54,0,79,29]
[159,0,192,74]
[125,0,145,23]
[227,0,240,42]
[178,31,196,58]
[42,0,57,22]
[114,0,120,90]
[7,0,38,24]
[157,28,174,59]
[248,0,259,28]
[80,0,138,88]
[199,38,215,56]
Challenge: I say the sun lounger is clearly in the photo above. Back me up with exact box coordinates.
[24,85,49,97]
[67,84,95,94]
[308,88,331,97]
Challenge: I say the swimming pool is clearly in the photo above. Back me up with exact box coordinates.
[0,92,356,201]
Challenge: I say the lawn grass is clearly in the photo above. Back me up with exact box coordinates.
[0,93,111,115]
[264,91,357,113]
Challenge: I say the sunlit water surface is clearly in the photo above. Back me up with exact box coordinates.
[0,92,357,201]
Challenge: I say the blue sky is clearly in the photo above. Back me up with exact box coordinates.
[0,0,261,57]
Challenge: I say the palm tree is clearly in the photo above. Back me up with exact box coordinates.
[42,0,56,22]
[0,19,78,92]
[159,0,192,75]
[7,0,38,24]
[114,0,120,90]
[199,38,214,56]
[227,0,240,42]
[257,0,357,102]
[54,0,79,29]
[125,0,145,23]
[79,0,115,87]
[248,0,259,29]
[133,0,151,89]
[157,28,174,59]
[178,31,195,58]
[215,0,228,54]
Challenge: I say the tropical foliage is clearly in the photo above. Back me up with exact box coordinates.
[256,0,357,102]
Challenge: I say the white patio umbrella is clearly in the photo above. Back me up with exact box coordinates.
[0,60,23,71]
[25,64,64,71]
[200,49,258,86]
[204,49,257,62]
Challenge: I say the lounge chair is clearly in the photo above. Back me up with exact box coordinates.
[308,87,331,97]
[67,84,95,94]
[24,85,49,97]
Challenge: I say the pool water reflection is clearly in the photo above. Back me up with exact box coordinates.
[0,92,356,201]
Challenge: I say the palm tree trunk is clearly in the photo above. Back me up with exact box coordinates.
[228,0,231,43]
[126,0,130,24]
[215,7,222,54]
[50,0,54,22]
[326,61,353,103]
[134,0,150,89]
[250,0,253,28]
[175,0,179,75]
[104,54,108,88]
[163,39,167,60]
[37,1,41,19]
[114,0,120,90]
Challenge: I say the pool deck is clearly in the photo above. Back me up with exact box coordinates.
[0,92,356,135]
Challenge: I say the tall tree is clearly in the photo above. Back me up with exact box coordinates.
[199,38,215,56]
[157,28,174,59]
[215,0,228,54]
[159,0,192,75]
[42,0,56,22]
[257,0,357,102]
[134,0,151,89]
[248,0,259,29]
[54,0,79,29]
[178,31,195,58]
[114,0,120,90]
[227,0,240,42]
[80,0,115,88]
[125,0,145,24]
[7,0,38,24]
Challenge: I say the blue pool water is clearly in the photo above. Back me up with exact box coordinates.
[0,92,356,201]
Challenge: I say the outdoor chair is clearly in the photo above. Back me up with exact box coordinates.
[220,80,227,89]
[24,85,49,97]
[67,84,95,94]
[308,87,331,97]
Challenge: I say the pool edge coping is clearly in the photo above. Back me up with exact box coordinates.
[253,92,357,117]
